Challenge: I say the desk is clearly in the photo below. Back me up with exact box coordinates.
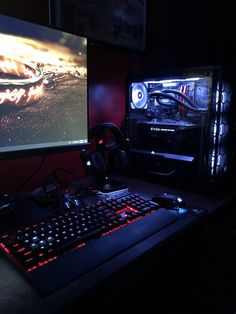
[0,176,233,314]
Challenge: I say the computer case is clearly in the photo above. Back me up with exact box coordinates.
[126,66,233,192]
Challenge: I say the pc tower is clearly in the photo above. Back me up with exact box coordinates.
[126,66,233,192]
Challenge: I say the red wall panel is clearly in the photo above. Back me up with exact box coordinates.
[89,45,141,128]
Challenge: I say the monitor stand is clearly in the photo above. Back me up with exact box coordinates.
[96,176,128,193]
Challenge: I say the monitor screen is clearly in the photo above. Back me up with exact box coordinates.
[0,14,88,157]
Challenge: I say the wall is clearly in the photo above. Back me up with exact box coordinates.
[0,0,235,194]
[0,0,49,25]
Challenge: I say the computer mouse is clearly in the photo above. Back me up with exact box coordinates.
[63,193,81,209]
[152,193,186,210]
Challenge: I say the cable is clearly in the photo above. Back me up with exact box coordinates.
[16,155,46,194]
[162,89,199,108]
[46,174,64,213]
[149,90,208,112]
[52,168,79,188]
[41,168,86,212]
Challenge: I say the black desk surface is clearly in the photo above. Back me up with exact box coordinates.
[0,176,234,314]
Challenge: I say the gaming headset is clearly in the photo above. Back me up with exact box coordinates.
[80,122,129,180]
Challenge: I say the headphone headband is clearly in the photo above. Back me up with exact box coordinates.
[89,122,123,150]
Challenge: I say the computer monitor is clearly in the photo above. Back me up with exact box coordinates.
[0,14,88,158]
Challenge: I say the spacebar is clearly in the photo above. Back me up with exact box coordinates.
[28,208,177,295]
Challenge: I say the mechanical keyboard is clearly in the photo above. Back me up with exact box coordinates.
[0,192,178,295]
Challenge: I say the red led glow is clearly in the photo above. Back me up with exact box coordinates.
[17,247,26,253]
[101,216,142,237]
[27,266,37,272]
[116,206,138,215]
[116,207,127,215]
[24,251,32,256]
[127,206,138,213]
[1,234,8,239]
[0,242,10,254]
[76,242,86,249]
[27,256,58,273]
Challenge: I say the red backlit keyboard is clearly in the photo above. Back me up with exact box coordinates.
[0,192,178,295]
[0,193,159,271]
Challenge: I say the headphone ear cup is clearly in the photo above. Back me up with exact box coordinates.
[81,151,106,176]
[108,148,129,172]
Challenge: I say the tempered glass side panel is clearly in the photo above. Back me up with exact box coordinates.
[127,71,214,159]
[129,75,212,126]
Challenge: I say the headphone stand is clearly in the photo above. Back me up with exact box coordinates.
[96,176,128,193]
[81,122,129,194]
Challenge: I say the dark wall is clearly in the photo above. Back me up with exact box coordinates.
[0,0,49,25]
[146,1,235,72]
[0,0,235,194]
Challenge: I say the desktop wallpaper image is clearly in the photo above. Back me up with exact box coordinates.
[0,14,87,152]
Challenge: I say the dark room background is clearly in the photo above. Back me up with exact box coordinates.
[0,0,235,194]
